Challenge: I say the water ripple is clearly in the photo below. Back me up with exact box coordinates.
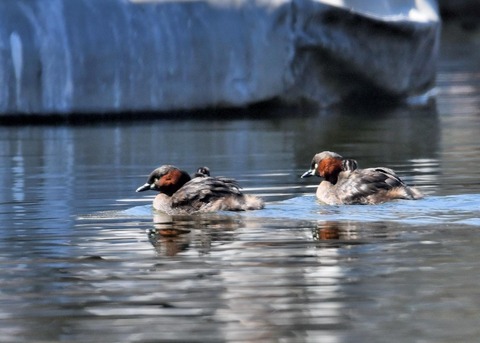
[248,194,480,226]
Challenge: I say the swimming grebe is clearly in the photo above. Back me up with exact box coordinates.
[136,165,264,214]
[301,151,423,205]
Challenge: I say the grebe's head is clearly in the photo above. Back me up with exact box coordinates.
[301,151,342,177]
[136,165,191,196]
[194,166,210,178]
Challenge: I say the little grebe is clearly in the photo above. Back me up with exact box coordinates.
[301,151,423,205]
[136,165,264,214]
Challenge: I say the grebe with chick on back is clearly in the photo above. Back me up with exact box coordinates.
[301,151,423,205]
[136,165,264,214]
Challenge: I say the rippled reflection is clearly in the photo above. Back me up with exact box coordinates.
[148,213,243,256]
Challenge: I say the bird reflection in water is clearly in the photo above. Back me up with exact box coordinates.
[312,221,394,242]
[148,211,242,256]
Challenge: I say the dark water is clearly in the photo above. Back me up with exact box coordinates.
[1,22,480,343]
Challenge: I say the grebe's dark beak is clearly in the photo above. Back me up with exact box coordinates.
[301,169,315,178]
[136,183,152,192]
